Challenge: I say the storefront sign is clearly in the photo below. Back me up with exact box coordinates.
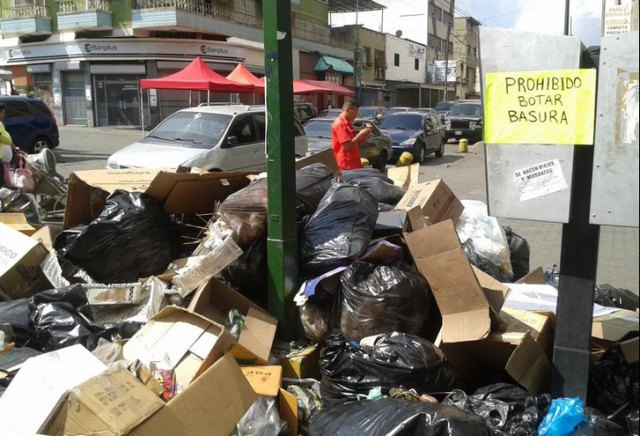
[2,40,245,64]
[485,69,596,145]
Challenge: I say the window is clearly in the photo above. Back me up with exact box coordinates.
[415,58,419,70]
[363,47,372,67]
[6,101,31,117]
[227,114,257,145]
[394,53,400,67]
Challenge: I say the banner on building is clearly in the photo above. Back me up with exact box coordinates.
[428,60,457,84]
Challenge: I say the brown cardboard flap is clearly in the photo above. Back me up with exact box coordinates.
[472,266,510,313]
[505,333,551,395]
[295,147,338,172]
[620,337,639,364]
[241,365,282,396]
[279,388,299,436]
[131,354,257,436]
[0,213,36,235]
[404,221,491,343]
[515,267,546,284]
[591,309,639,342]
[386,163,420,192]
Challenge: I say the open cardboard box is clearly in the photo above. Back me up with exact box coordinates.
[395,178,464,225]
[0,222,50,300]
[187,277,278,365]
[63,168,254,229]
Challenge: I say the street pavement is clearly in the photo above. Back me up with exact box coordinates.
[55,125,639,294]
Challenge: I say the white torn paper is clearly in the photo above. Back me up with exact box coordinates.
[514,159,568,201]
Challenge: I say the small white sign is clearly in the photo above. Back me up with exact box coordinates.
[514,159,568,201]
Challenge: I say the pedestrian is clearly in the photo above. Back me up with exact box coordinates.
[0,103,24,187]
[331,99,372,170]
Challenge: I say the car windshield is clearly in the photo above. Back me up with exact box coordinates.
[303,120,332,139]
[358,107,376,117]
[146,111,232,148]
[388,108,409,114]
[379,113,423,131]
[318,109,341,117]
[450,103,482,117]
[435,102,453,112]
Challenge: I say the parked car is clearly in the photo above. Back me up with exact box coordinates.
[316,108,342,118]
[293,102,318,124]
[357,106,389,125]
[0,96,59,153]
[444,100,483,143]
[412,107,438,116]
[435,100,455,121]
[107,105,308,171]
[379,111,446,163]
[387,106,413,114]
[302,117,392,171]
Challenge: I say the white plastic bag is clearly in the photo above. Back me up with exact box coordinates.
[11,159,35,192]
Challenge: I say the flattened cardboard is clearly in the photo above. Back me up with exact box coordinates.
[46,368,164,436]
[386,163,420,192]
[0,213,36,235]
[63,168,253,229]
[187,278,277,364]
[295,147,339,172]
[0,222,50,301]
[0,344,106,435]
[591,309,639,343]
[130,353,257,436]
[241,365,282,396]
[404,220,491,343]
[122,306,234,389]
[395,178,464,225]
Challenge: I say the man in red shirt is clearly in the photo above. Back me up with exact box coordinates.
[331,99,372,170]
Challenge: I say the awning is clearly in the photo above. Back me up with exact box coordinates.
[315,56,354,75]
[328,0,385,13]
[0,69,13,80]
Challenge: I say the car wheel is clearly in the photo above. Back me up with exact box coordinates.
[435,139,445,158]
[374,150,388,171]
[30,136,52,154]
[413,142,426,164]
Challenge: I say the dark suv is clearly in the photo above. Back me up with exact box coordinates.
[1,96,59,153]
[444,100,483,143]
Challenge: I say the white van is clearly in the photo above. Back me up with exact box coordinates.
[107,105,308,172]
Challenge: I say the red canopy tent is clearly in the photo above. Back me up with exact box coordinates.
[226,62,265,93]
[293,79,354,96]
[140,57,253,93]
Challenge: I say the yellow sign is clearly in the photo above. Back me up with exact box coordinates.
[485,69,597,145]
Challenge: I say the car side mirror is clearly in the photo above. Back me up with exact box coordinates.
[225,135,239,147]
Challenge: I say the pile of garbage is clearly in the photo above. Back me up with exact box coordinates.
[0,153,637,435]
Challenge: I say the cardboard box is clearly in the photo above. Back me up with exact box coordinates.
[404,220,492,343]
[440,331,551,394]
[63,168,254,229]
[272,343,321,380]
[0,213,36,235]
[130,353,257,436]
[0,344,106,435]
[591,309,639,343]
[0,222,50,301]
[386,163,420,192]
[395,178,464,225]
[46,368,164,436]
[123,306,235,389]
[30,224,61,252]
[188,278,278,365]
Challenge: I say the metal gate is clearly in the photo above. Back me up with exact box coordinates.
[62,71,87,125]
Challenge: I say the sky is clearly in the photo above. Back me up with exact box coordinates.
[329,0,603,48]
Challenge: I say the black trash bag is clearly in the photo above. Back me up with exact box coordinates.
[221,236,268,308]
[0,298,32,347]
[319,333,460,408]
[627,410,639,436]
[544,265,560,289]
[342,168,405,206]
[296,163,335,215]
[218,178,268,248]
[28,285,143,352]
[308,398,492,436]
[0,187,41,224]
[54,190,180,284]
[300,183,378,278]
[594,284,639,311]
[462,239,505,282]
[503,226,530,282]
[588,347,639,428]
[443,383,551,436]
[572,407,627,436]
[340,261,433,342]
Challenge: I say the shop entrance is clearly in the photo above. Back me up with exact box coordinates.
[62,71,88,126]
[94,75,141,127]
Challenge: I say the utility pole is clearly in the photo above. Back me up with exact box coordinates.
[442,22,452,100]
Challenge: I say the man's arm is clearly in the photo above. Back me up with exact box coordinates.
[341,125,372,151]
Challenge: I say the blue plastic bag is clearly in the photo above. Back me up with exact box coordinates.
[538,397,586,436]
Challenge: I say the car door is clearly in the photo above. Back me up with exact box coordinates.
[218,113,265,171]
[423,114,440,152]
[3,101,33,150]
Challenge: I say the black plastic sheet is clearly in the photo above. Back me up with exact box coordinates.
[221,236,268,308]
[443,383,551,436]
[340,261,433,342]
[308,398,491,436]
[594,284,639,311]
[503,226,530,282]
[300,183,378,277]
[296,163,334,215]
[572,408,627,436]
[54,190,180,284]
[218,178,268,248]
[319,333,459,408]
[0,299,31,346]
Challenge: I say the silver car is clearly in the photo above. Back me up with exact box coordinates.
[107,105,308,172]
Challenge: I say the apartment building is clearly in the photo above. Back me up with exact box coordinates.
[452,16,480,100]
[0,0,354,127]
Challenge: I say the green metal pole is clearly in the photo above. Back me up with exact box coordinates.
[264,0,299,338]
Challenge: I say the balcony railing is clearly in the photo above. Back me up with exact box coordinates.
[57,0,111,13]
[2,4,49,19]
[131,0,261,26]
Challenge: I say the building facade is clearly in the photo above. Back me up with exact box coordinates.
[0,0,353,127]
[452,16,480,100]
